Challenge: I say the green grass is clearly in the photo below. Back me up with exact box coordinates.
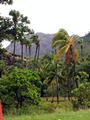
[3,98,90,120]
[4,109,90,120]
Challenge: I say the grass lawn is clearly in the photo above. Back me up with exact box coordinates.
[4,109,90,120]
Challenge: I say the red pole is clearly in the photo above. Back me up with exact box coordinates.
[0,100,3,120]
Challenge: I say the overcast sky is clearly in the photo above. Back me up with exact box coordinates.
[1,0,90,47]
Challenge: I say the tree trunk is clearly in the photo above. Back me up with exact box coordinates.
[73,61,78,88]
[29,46,31,58]
[21,43,23,59]
[46,87,48,101]
[25,45,28,68]
[13,42,16,55]
[81,45,83,57]
[56,80,59,104]
[34,46,38,61]
[26,45,27,58]
[67,78,71,101]
[51,85,54,103]
[37,46,40,61]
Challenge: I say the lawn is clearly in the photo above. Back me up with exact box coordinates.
[4,109,90,120]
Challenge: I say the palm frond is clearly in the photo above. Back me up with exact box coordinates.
[73,48,79,62]
[70,35,78,42]
[52,40,66,48]
[54,44,69,62]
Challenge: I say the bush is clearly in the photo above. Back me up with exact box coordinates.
[0,68,42,109]
[72,81,90,108]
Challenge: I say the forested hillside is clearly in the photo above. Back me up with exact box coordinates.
[6,32,90,57]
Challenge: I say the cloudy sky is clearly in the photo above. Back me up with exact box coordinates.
[0,0,90,47]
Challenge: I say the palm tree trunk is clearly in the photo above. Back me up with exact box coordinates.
[73,61,78,88]
[21,43,23,59]
[34,46,38,61]
[81,45,83,57]
[13,42,16,55]
[29,46,31,58]
[67,77,71,101]
[51,85,54,103]
[46,87,48,101]
[56,80,59,104]
[26,45,27,58]
[37,46,40,61]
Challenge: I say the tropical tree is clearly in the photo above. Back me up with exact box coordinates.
[24,39,29,58]
[52,29,79,100]
[31,34,40,62]
[51,29,70,101]
[44,64,63,104]
[28,40,32,58]
[9,10,20,56]
[0,16,12,47]
[18,15,32,59]
[78,38,83,57]
[52,29,69,49]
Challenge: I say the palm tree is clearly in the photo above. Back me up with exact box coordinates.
[23,39,29,58]
[52,29,79,100]
[44,68,63,103]
[53,35,79,64]
[31,34,40,62]
[51,29,70,102]
[78,38,83,57]
[28,41,32,59]
[18,15,31,60]
[9,10,20,56]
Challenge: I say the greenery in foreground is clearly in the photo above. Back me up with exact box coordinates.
[4,109,90,120]
[3,100,90,120]
[0,2,90,120]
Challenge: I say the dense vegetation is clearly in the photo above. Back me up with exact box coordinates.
[0,1,90,120]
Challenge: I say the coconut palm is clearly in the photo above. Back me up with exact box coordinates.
[9,10,20,56]
[51,29,70,102]
[52,35,79,64]
[31,34,40,62]
[52,29,79,100]
[23,39,29,58]
[28,41,32,59]
[78,38,83,57]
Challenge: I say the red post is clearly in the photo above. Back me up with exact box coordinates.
[0,100,3,120]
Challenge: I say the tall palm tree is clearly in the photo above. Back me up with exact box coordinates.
[28,41,32,59]
[44,69,63,103]
[52,29,79,100]
[78,38,83,57]
[51,29,69,102]
[53,35,79,64]
[53,35,79,99]
[23,39,29,58]
[31,34,40,62]
[9,10,20,56]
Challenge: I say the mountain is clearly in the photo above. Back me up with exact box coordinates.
[6,32,90,57]
[6,32,53,57]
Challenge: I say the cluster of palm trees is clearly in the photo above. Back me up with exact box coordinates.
[2,10,40,61]
[43,29,79,103]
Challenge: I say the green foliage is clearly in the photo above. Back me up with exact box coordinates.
[72,72,90,107]
[76,56,90,81]
[0,60,6,77]
[4,109,90,120]
[0,68,42,108]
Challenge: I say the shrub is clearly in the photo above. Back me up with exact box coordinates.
[0,68,42,109]
[72,82,90,108]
